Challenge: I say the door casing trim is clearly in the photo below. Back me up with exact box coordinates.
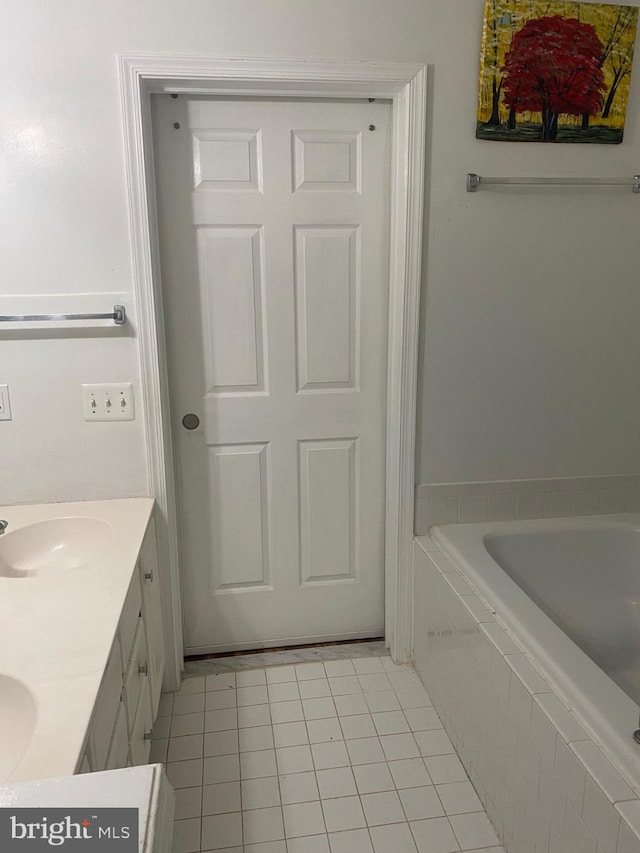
[119,56,427,688]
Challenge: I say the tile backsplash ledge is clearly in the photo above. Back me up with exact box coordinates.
[414,474,640,534]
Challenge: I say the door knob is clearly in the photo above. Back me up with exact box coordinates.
[182,413,200,430]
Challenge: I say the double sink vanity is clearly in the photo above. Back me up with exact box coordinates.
[0,497,174,850]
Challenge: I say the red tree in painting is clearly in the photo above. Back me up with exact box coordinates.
[502,16,605,140]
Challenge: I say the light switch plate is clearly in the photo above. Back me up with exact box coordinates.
[0,385,12,421]
[82,383,135,421]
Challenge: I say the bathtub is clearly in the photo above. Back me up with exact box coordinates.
[431,514,640,787]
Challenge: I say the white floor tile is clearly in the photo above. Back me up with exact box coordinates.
[395,688,432,710]
[307,718,344,744]
[312,740,351,770]
[317,767,358,799]
[237,685,269,706]
[244,842,286,853]
[353,762,395,794]
[404,707,444,732]
[329,675,362,695]
[423,756,468,785]
[328,827,374,853]
[283,800,326,837]
[202,781,241,816]
[449,812,500,849]
[359,674,393,692]
[238,704,271,728]
[172,712,205,737]
[172,817,201,853]
[205,709,238,733]
[287,834,330,853]
[436,781,483,815]
[275,744,313,774]
[238,725,274,752]
[204,730,239,758]
[340,713,377,740]
[204,754,241,785]
[361,790,406,826]
[370,822,418,853]
[174,693,206,716]
[166,759,204,789]
[323,795,367,832]
[399,786,445,821]
[243,806,285,844]
[373,711,411,736]
[365,692,402,713]
[414,730,455,757]
[149,738,168,763]
[266,665,297,683]
[346,737,387,765]
[300,679,332,699]
[295,662,327,681]
[409,816,460,853]
[236,670,267,687]
[268,681,300,703]
[171,656,500,853]
[241,776,281,810]
[279,770,320,804]
[324,660,357,677]
[239,749,278,780]
[353,657,386,674]
[380,733,420,761]
[334,693,370,716]
[201,812,243,850]
[174,787,203,821]
[206,672,236,692]
[206,689,237,711]
[389,758,432,789]
[303,697,338,720]
[270,700,304,724]
[176,676,205,695]
[273,721,309,747]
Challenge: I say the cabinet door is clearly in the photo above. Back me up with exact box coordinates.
[140,517,165,714]
[123,617,148,736]
[106,699,129,770]
[129,677,153,766]
[89,636,124,772]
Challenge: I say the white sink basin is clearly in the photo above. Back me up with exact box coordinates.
[0,517,113,578]
[0,676,37,782]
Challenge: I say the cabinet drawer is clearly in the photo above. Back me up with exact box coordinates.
[123,617,149,734]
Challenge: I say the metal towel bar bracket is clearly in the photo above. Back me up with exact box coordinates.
[0,305,126,325]
[466,173,640,193]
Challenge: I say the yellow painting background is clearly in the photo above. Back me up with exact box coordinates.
[478,0,638,129]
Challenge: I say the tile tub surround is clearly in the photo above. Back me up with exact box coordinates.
[0,497,155,783]
[153,657,505,853]
[413,536,640,853]
[414,475,640,534]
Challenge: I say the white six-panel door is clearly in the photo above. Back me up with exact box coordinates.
[152,96,390,653]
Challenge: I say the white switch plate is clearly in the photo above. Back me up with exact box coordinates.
[0,385,11,421]
[82,383,135,421]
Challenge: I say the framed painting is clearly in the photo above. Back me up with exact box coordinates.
[477,0,638,142]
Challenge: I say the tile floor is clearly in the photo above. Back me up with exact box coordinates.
[151,655,505,853]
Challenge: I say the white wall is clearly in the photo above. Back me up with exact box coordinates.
[1,0,639,505]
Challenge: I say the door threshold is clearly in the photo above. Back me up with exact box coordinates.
[183,637,387,675]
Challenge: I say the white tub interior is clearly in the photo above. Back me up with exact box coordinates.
[433,514,640,786]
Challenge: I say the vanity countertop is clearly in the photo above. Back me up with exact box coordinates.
[0,497,155,784]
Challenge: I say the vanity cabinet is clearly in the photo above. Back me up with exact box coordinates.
[81,514,164,774]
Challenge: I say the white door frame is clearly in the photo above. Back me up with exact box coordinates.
[119,55,427,689]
